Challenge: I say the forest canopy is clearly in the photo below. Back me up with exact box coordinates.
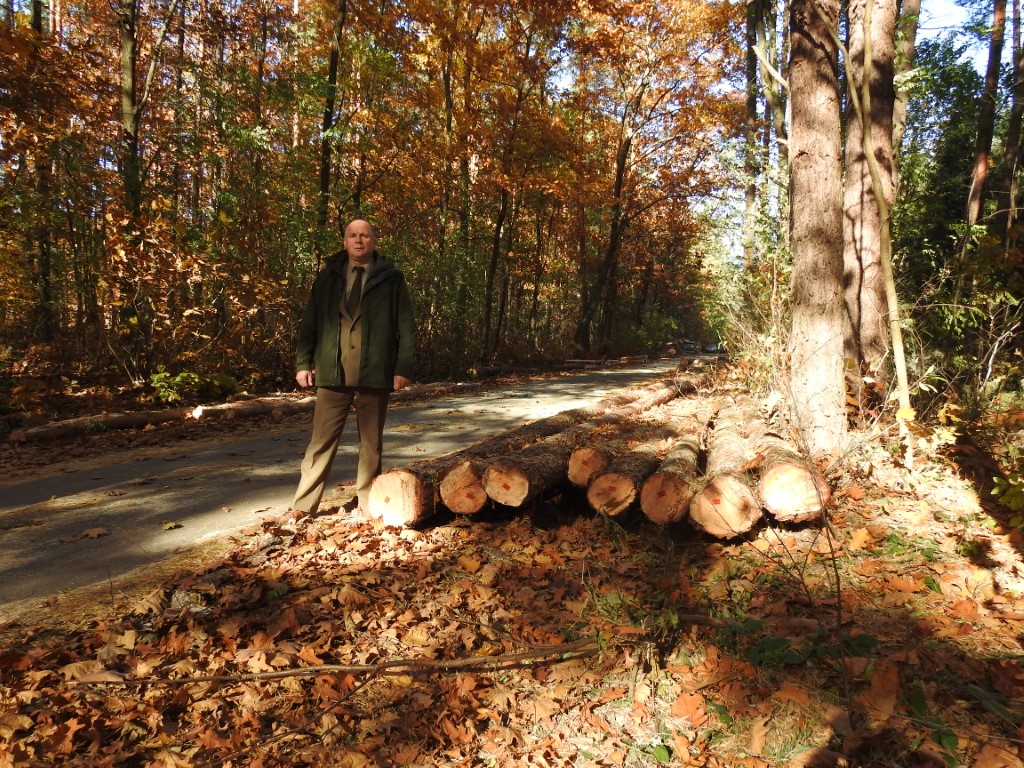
[0,0,745,387]
[2,0,1023,458]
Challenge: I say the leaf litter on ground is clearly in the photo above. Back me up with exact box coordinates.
[2,408,1024,767]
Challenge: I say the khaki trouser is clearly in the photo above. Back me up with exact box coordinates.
[292,386,390,514]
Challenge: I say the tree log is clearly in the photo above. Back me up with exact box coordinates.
[568,438,625,488]
[479,381,684,509]
[369,375,694,526]
[689,396,763,539]
[640,398,725,525]
[640,434,701,525]
[586,444,663,516]
[482,443,576,507]
[438,460,490,515]
[755,433,831,523]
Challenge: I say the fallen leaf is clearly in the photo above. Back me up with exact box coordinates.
[59,527,110,543]
[854,660,900,723]
[748,715,771,754]
[672,691,708,727]
[950,598,980,620]
[0,712,34,739]
[847,527,873,551]
[777,682,812,707]
[971,742,1024,768]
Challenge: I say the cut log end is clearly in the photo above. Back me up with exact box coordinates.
[439,460,489,514]
[368,468,434,528]
[758,462,831,523]
[640,472,695,525]
[568,446,612,487]
[689,474,761,539]
[482,464,531,507]
[586,472,638,517]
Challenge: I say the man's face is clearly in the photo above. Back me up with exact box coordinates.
[345,220,377,265]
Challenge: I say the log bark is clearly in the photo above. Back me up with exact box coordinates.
[586,444,663,516]
[755,433,831,522]
[689,396,764,539]
[369,375,696,526]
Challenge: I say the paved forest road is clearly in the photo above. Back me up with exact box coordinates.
[0,361,681,619]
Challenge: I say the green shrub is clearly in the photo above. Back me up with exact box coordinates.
[149,367,241,404]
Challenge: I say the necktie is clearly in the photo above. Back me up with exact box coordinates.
[346,266,364,317]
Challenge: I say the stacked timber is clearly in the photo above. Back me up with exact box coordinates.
[688,396,764,539]
[481,382,681,509]
[369,397,628,527]
[640,399,722,525]
[369,373,703,527]
[568,425,652,488]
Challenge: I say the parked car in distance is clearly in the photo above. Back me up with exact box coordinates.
[681,340,700,353]
[703,342,725,354]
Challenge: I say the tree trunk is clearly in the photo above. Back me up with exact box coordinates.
[890,0,921,175]
[318,0,347,247]
[788,0,847,455]
[479,380,685,510]
[638,392,722,526]
[966,0,1006,236]
[586,444,663,517]
[640,434,701,525]
[689,398,764,538]
[482,443,576,507]
[994,0,1024,247]
[843,0,898,376]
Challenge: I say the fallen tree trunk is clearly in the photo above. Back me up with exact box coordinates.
[568,433,636,488]
[640,399,723,525]
[482,443,576,508]
[689,396,763,539]
[369,375,693,526]
[640,434,701,525]
[755,433,831,523]
[480,382,685,510]
[586,444,663,517]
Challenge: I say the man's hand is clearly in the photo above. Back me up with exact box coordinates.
[296,370,315,388]
[394,375,411,391]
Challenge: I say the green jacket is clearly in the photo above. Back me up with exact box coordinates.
[295,251,416,390]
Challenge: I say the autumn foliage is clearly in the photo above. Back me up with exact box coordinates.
[0,0,744,390]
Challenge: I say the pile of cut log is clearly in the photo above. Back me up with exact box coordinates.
[367,379,831,538]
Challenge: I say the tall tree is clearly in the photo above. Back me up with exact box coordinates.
[994,0,1024,246]
[965,0,1006,238]
[842,0,899,374]
[788,0,847,453]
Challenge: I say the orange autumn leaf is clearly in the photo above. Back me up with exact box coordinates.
[854,660,901,723]
[672,691,709,727]
[886,575,922,593]
[777,681,812,707]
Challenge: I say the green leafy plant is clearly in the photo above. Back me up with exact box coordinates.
[149,367,240,404]
[993,445,1024,520]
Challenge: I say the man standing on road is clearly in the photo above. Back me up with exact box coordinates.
[291,219,416,516]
